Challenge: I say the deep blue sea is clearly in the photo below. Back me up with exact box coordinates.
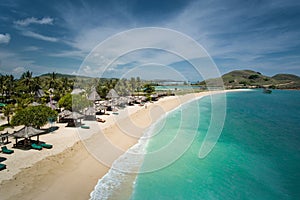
[91,89,300,200]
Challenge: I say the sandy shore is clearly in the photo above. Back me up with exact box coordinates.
[0,90,244,200]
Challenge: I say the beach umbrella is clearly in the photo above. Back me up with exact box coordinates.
[35,89,45,98]
[30,102,41,106]
[71,88,85,95]
[64,111,85,126]
[106,89,119,99]
[12,126,45,145]
[64,112,84,120]
[88,90,101,101]
[46,102,57,109]
[59,109,72,117]
[85,107,96,116]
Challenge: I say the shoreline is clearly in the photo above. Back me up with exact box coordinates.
[0,89,248,200]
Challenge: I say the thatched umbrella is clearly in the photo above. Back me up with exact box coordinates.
[64,111,84,120]
[71,88,85,95]
[59,109,72,117]
[46,102,57,109]
[106,89,119,110]
[12,126,45,146]
[106,89,119,99]
[35,89,45,98]
[64,111,85,127]
[30,102,41,106]
[85,107,96,116]
[88,87,101,101]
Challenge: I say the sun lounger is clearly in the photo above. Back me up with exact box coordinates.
[40,143,53,149]
[97,118,106,123]
[1,146,14,154]
[0,163,6,170]
[31,143,42,150]
[0,157,7,162]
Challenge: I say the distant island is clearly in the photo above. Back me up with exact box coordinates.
[194,70,300,90]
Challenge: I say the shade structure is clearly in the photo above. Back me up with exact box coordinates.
[59,109,72,117]
[35,89,45,98]
[64,111,84,120]
[106,89,119,99]
[46,102,57,109]
[12,126,45,139]
[71,88,85,95]
[30,102,41,106]
[12,126,46,148]
[85,107,96,116]
[88,90,100,101]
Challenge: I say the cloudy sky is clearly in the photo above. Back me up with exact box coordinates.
[0,0,299,80]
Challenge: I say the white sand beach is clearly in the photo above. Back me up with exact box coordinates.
[0,90,242,200]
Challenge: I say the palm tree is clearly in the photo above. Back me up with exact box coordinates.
[20,70,34,93]
[0,75,5,97]
[6,75,14,97]
[49,72,58,89]
[3,104,14,125]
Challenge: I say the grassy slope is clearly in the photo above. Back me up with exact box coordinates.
[198,70,300,89]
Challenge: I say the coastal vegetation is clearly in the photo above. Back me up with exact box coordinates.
[0,71,155,128]
[11,105,57,128]
[194,70,300,89]
[0,69,299,129]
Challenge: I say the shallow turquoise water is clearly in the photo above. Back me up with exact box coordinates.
[130,90,300,200]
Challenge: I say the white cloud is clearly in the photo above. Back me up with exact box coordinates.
[12,66,26,74]
[23,46,41,51]
[14,17,54,27]
[0,50,35,77]
[48,49,86,59]
[21,30,59,42]
[0,33,11,44]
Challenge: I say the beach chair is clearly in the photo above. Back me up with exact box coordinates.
[40,143,53,149]
[96,118,106,123]
[0,157,7,162]
[81,125,90,129]
[1,146,14,154]
[0,163,6,171]
[31,143,43,150]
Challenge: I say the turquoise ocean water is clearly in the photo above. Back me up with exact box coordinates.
[91,90,300,200]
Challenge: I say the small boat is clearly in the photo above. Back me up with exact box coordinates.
[263,88,272,94]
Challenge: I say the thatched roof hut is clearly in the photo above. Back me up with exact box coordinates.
[12,126,45,139]
[71,88,85,95]
[64,111,84,120]
[106,89,119,99]
[88,90,100,101]
[35,89,45,98]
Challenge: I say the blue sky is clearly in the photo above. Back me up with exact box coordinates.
[0,0,299,80]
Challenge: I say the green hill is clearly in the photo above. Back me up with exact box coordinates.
[196,70,300,89]
[38,73,83,79]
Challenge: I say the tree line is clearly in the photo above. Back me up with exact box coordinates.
[0,71,155,129]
